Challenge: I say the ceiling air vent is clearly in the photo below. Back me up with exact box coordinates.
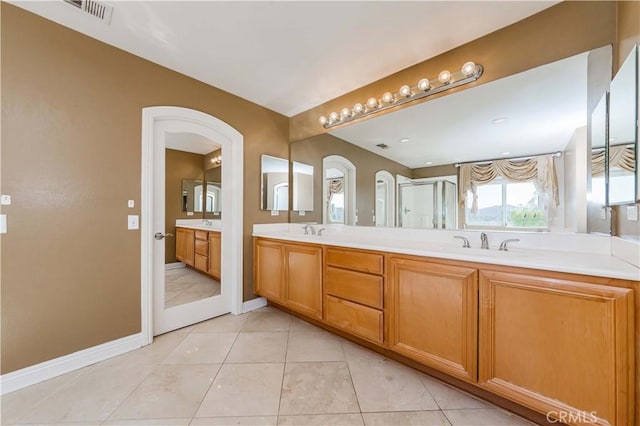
[376,143,390,150]
[64,0,113,24]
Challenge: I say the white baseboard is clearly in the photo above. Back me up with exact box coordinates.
[242,297,267,313]
[0,333,143,396]
[164,262,186,270]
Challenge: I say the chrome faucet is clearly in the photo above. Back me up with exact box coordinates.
[480,232,489,249]
[453,236,471,248]
[302,224,316,235]
[317,228,326,236]
[499,238,520,251]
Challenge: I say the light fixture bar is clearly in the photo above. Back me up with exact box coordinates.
[320,62,483,129]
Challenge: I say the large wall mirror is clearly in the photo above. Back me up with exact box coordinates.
[261,154,289,211]
[290,45,614,234]
[607,44,638,206]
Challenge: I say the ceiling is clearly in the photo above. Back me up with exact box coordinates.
[330,51,591,169]
[10,1,557,117]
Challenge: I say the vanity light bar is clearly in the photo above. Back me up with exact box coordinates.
[319,62,484,129]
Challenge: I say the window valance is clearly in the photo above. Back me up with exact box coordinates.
[459,154,559,214]
[591,144,635,177]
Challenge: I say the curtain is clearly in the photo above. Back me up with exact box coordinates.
[326,178,344,214]
[592,144,635,176]
[459,154,559,213]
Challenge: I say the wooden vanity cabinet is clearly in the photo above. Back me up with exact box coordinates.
[388,256,478,383]
[175,227,195,266]
[478,270,634,426]
[324,247,385,344]
[194,230,209,273]
[208,231,221,280]
[254,238,323,319]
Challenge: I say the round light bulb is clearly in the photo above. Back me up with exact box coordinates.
[353,103,364,114]
[461,61,476,77]
[399,85,412,97]
[438,70,452,84]
[319,116,328,126]
[381,92,394,104]
[329,112,339,122]
[340,107,351,119]
[417,78,430,91]
[366,97,379,109]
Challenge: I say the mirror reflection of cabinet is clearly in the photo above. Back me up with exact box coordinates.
[292,161,313,212]
[261,155,289,211]
[607,44,638,205]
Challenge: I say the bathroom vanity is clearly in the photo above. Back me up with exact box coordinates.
[176,223,221,280]
[253,224,639,425]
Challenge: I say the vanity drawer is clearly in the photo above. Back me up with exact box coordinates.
[326,266,383,309]
[195,239,209,256]
[325,295,383,344]
[194,253,208,272]
[326,248,384,275]
[195,230,208,241]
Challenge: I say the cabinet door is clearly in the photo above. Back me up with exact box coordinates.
[479,270,634,426]
[175,228,195,266]
[254,239,285,302]
[285,243,323,319]
[208,232,221,280]
[388,257,478,383]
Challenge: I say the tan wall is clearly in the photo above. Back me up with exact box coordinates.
[0,4,288,374]
[613,0,640,240]
[165,149,205,263]
[290,1,617,142]
[412,164,458,180]
[290,134,412,226]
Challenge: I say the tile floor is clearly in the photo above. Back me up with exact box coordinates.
[1,307,536,426]
[165,267,221,308]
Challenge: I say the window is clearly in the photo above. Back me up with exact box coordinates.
[465,178,548,229]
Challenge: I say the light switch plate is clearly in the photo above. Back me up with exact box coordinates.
[0,195,11,205]
[128,200,135,208]
[299,210,306,216]
[127,215,139,230]
[0,214,6,233]
[627,205,639,222]
[271,210,279,216]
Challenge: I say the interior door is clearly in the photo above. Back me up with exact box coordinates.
[399,182,436,229]
[152,121,230,335]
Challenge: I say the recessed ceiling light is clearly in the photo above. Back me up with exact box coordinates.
[501,151,511,156]
[492,117,508,125]
[399,138,410,143]
[425,161,433,166]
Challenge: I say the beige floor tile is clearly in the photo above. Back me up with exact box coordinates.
[192,416,278,425]
[286,331,344,362]
[241,311,291,332]
[362,411,451,426]
[17,359,154,423]
[278,413,364,425]
[196,363,284,417]
[289,317,320,333]
[443,408,534,425]
[0,369,87,425]
[103,418,191,425]
[348,357,439,412]
[194,313,248,333]
[340,340,387,363]
[279,362,360,415]
[422,376,490,410]
[162,332,237,364]
[109,364,220,420]
[225,332,288,363]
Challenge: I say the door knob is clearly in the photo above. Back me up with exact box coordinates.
[154,232,174,240]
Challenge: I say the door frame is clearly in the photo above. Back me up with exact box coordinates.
[140,106,244,346]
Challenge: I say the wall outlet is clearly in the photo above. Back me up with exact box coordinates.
[128,200,135,208]
[299,210,305,216]
[187,211,194,216]
[127,215,139,230]
[626,205,639,222]
[0,195,11,205]
[271,210,279,216]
